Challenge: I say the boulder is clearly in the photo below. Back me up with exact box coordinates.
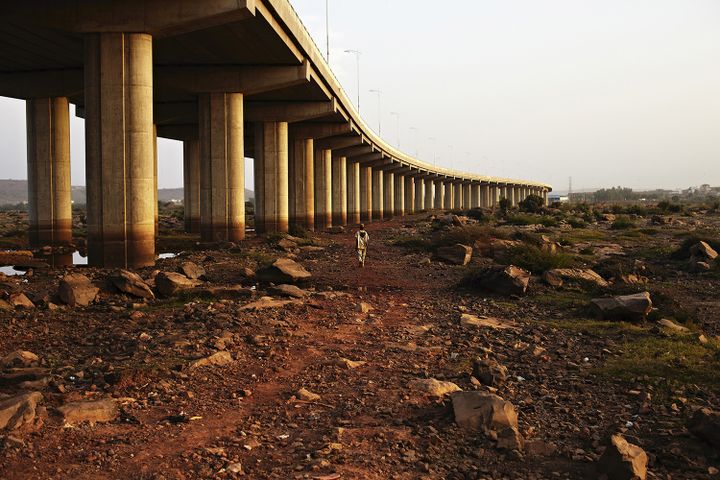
[58,399,118,425]
[240,296,300,310]
[269,284,308,298]
[0,392,43,431]
[543,268,609,289]
[687,408,720,450]
[155,272,198,297]
[690,241,718,261]
[276,238,298,252]
[436,244,472,266]
[8,293,34,309]
[408,378,462,398]
[451,391,523,450]
[58,274,99,306]
[189,351,234,369]
[296,388,321,402]
[192,285,253,300]
[0,350,39,368]
[459,314,518,330]
[330,358,366,369]
[109,269,155,299]
[475,265,531,295]
[256,258,311,284]
[590,292,652,321]
[472,358,508,386]
[597,434,648,480]
[179,262,206,280]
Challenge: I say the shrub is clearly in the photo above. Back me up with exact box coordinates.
[611,216,636,230]
[464,208,487,222]
[568,218,587,229]
[432,225,508,249]
[506,214,558,227]
[506,244,576,273]
[657,200,683,214]
[519,194,544,213]
[498,197,511,216]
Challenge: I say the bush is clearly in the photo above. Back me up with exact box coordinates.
[464,208,487,222]
[568,218,587,229]
[432,225,508,249]
[506,244,576,273]
[506,214,559,227]
[519,194,544,213]
[611,216,636,230]
[498,197,511,216]
[657,200,683,214]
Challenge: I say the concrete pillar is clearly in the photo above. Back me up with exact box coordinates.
[199,93,245,242]
[489,185,496,207]
[289,137,314,231]
[347,161,361,225]
[453,184,463,210]
[314,148,332,229]
[414,177,424,211]
[85,33,155,268]
[254,121,289,233]
[26,97,72,247]
[394,174,405,217]
[153,124,158,236]
[424,178,434,210]
[444,182,453,210]
[480,184,489,208]
[543,190,549,206]
[360,165,372,221]
[332,155,347,226]
[383,172,394,219]
[372,169,384,220]
[463,184,471,209]
[471,184,481,208]
[404,176,415,214]
[183,138,200,233]
[434,180,444,209]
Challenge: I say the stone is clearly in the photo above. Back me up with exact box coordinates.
[58,274,99,307]
[328,226,345,234]
[460,314,518,330]
[179,261,206,280]
[269,284,308,298]
[357,302,374,313]
[189,351,234,369]
[276,238,298,252]
[687,408,720,450]
[597,434,648,480]
[690,241,718,261]
[543,268,609,288]
[657,319,689,333]
[256,258,311,284]
[58,399,118,425]
[475,265,531,295]
[539,235,560,254]
[408,378,462,398]
[193,285,254,300]
[109,269,154,299]
[436,244,473,266]
[0,299,12,311]
[590,292,652,321]
[155,272,198,297]
[472,358,508,386]
[0,351,39,368]
[8,293,34,309]
[240,296,300,310]
[297,388,321,402]
[451,391,523,450]
[525,440,558,456]
[0,392,43,431]
[331,358,366,369]
[240,267,256,279]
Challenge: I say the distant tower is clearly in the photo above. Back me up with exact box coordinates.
[568,176,573,198]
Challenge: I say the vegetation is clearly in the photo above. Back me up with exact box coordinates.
[506,244,576,273]
[506,214,559,227]
[610,215,636,230]
[518,194,545,213]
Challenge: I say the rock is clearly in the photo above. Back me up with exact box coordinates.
[155,272,198,297]
[459,313,518,330]
[256,258,311,284]
[227,462,244,474]
[179,261,206,280]
[0,299,12,311]
[109,269,155,299]
[0,351,39,368]
[240,296,300,310]
[58,274,99,306]
[299,245,325,252]
[475,265,531,295]
[327,226,345,234]
[525,440,558,456]
[0,392,43,431]
[657,319,689,333]
[408,378,462,398]
[590,292,652,321]
[297,388,321,402]
[618,274,648,285]
[451,391,523,450]
[690,241,718,261]
[58,399,118,425]
[694,261,711,271]
[602,214,617,222]
[277,238,298,252]
[8,293,34,309]
[331,358,366,369]
[193,285,254,300]
[357,302,374,313]
[240,267,256,279]
[597,434,648,480]
[539,235,561,254]
[543,268,609,288]
[269,284,308,298]
[436,244,472,266]
[472,358,508,386]
[687,408,720,450]
[189,351,234,369]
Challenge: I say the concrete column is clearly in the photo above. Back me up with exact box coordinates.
[434,180,444,209]
[153,124,158,236]
[463,184,471,209]
[183,138,200,233]
[543,190,549,206]
[471,184,481,208]
[26,97,72,247]
[360,165,372,221]
[394,174,405,217]
[199,93,245,242]
[489,185,496,207]
[372,168,384,220]
[254,121,289,233]
[424,178,434,210]
[451,184,460,209]
[332,155,347,226]
[347,161,361,225]
[480,184,489,208]
[404,176,415,215]
[414,177,424,211]
[289,137,314,231]
[314,148,332,229]
[444,182,453,209]
[85,33,155,268]
[383,172,394,219]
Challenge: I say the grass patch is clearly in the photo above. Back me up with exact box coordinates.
[611,216,636,230]
[561,229,609,242]
[506,244,577,273]
[506,214,558,227]
[638,228,660,236]
[432,225,510,250]
[534,291,590,309]
[541,316,646,335]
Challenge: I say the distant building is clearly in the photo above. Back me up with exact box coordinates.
[549,194,569,203]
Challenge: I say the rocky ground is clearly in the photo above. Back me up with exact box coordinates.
[0,201,719,479]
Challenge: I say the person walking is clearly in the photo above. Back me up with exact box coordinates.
[355,224,370,268]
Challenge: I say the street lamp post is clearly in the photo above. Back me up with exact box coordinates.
[344,49,361,111]
[390,112,400,149]
[325,0,330,64]
[369,89,382,135]
[428,137,436,165]
[409,127,419,157]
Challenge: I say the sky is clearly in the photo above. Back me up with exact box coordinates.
[0,0,718,192]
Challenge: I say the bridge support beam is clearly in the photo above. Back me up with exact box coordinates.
[183,138,200,233]
[462,184,471,210]
[404,176,415,215]
[360,165,372,222]
[26,97,72,247]
[314,148,332,229]
[332,155,347,226]
[199,93,245,242]
[480,184,489,208]
[254,121,288,234]
[85,33,155,267]
[471,184,481,209]
[444,181,454,210]
[347,162,361,225]
[289,137,314,231]
[414,177,424,211]
[434,180,444,209]
[394,174,405,217]
[383,172,394,219]
[453,184,462,210]
[372,169,384,220]
[424,179,434,210]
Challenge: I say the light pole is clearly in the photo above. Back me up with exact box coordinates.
[369,89,382,135]
[448,145,454,169]
[390,112,400,148]
[428,137,436,165]
[325,0,330,64]
[409,127,419,156]
[344,49,361,111]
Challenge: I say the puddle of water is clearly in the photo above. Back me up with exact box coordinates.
[0,265,25,276]
[73,251,88,265]
[158,253,177,259]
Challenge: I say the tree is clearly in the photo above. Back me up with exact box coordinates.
[519,194,544,213]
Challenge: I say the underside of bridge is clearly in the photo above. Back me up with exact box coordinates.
[0,0,552,268]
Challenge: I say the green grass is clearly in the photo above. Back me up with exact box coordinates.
[561,229,609,242]
[506,214,559,227]
[506,244,577,273]
[540,316,646,335]
[611,216,637,230]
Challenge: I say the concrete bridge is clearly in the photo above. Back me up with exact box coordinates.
[1,0,552,268]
